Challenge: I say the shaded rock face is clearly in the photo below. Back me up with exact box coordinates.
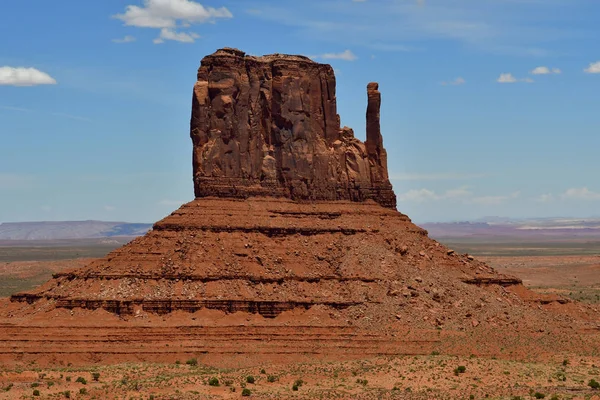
[191,48,396,209]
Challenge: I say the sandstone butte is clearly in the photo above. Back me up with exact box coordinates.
[0,48,598,367]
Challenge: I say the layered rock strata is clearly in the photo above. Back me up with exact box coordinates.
[191,48,396,209]
[2,48,596,366]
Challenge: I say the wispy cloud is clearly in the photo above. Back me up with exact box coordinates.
[530,66,561,75]
[535,193,554,203]
[471,191,520,205]
[314,50,358,61]
[584,61,600,74]
[246,0,571,56]
[441,77,466,86]
[0,67,56,86]
[1,105,91,123]
[112,35,136,43]
[497,73,533,83]
[113,0,232,44]
[0,105,31,112]
[398,186,520,206]
[562,187,600,200]
[398,186,472,202]
[390,172,484,181]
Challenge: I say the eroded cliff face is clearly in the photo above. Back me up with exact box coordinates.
[190,48,396,209]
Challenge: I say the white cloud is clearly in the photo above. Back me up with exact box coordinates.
[441,77,466,86]
[530,66,561,75]
[584,61,600,74]
[497,73,517,83]
[562,187,600,201]
[114,0,232,28]
[112,35,137,43]
[153,28,199,44]
[318,50,358,61]
[113,0,231,43]
[0,67,57,86]
[497,73,533,84]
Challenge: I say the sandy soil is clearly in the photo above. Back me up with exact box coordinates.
[0,355,599,399]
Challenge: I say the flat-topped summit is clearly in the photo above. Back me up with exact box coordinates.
[191,48,396,208]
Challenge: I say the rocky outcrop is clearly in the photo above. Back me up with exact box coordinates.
[191,48,396,209]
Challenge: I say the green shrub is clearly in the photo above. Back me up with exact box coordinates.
[75,377,87,385]
[33,389,40,396]
[246,375,255,384]
[92,372,100,381]
[186,358,198,366]
[31,382,40,388]
[260,369,266,374]
[79,388,88,395]
[65,376,71,382]
[267,375,277,383]
[208,377,220,387]
[534,392,545,399]
[242,388,251,396]
[292,379,303,391]
[589,379,600,389]
[63,391,71,399]
[454,366,467,375]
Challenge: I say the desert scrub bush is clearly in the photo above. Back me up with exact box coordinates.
[92,372,100,381]
[292,379,304,391]
[356,378,368,386]
[534,392,545,399]
[63,391,71,398]
[75,376,87,384]
[33,389,40,396]
[246,375,255,384]
[260,368,266,374]
[589,379,600,389]
[267,375,277,383]
[186,358,198,366]
[454,366,467,375]
[242,388,251,396]
[79,388,87,395]
[208,377,219,386]
[65,376,71,382]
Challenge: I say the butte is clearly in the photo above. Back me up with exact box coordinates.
[1,48,597,366]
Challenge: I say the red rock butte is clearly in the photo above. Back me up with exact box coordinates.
[0,48,597,367]
[191,48,396,209]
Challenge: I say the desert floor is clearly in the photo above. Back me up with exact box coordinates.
[0,239,598,399]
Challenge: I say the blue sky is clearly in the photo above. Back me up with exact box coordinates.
[1,0,599,224]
